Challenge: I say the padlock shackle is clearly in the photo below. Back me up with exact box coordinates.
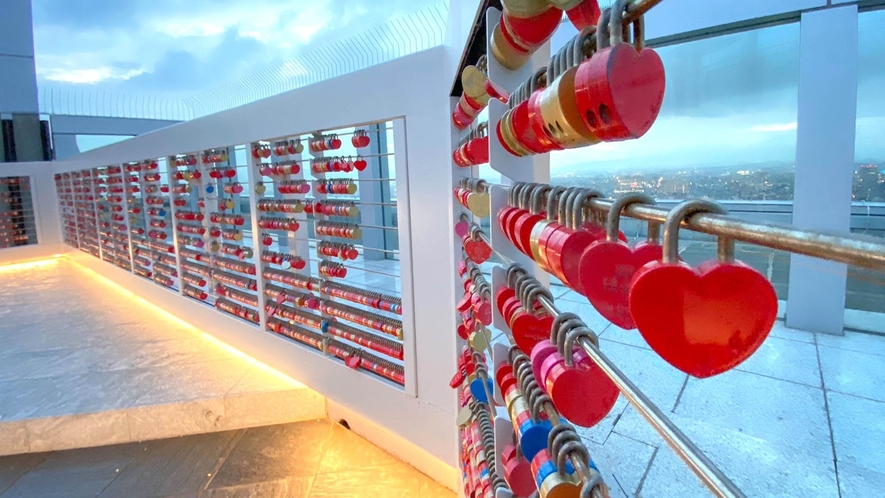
[661,199,728,264]
[605,192,655,242]
[571,188,604,230]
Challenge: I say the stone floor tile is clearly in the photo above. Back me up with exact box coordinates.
[674,370,831,456]
[0,453,47,494]
[819,345,885,402]
[639,415,838,498]
[98,430,240,498]
[768,320,816,344]
[200,479,291,498]
[315,423,403,475]
[837,460,885,497]
[736,336,821,387]
[0,442,144,498]
[574,397,628,446]
[583,432,655,498]
[27,410,130,453]
[599,324,651,350]
[208,420,333,489]
[827,391,885,475]
[308,464,429,498]
[134,358,255,406]
[598,339,688,411]
[553,299,612,335]
[816,330,885,357]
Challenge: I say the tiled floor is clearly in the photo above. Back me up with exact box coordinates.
[0,419,454,498]
[523,290,885,498]
[0,259,324,455]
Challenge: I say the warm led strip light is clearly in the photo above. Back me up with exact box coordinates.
[42,255,311,389]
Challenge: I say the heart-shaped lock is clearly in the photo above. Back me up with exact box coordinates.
[629,200,777,378]
[575,0,666,141]
[549,189,605,292]
[580,192,662,329]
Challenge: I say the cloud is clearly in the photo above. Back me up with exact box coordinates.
[31,0,441,98]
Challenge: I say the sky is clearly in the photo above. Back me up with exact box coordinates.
[31,0,440,100]
[34,2,885,169]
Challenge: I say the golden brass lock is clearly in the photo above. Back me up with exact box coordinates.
[491,23,531,71]
[502,0,550,18]
[539,470,582,498]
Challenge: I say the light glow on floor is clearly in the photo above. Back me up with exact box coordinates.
[0,256,61,273]
[60,256,308,390]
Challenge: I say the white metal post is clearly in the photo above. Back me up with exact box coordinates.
[786,5,859,335]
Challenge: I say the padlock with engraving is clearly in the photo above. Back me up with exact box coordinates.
[629,200,777,378]
[579,192,662,329]
[575,0,666,141]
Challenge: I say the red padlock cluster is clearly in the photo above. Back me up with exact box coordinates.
[182,260,210,276]
[209,167,237,179]
[126,186,140,194]
[458,225,492,264]
[213,256,256,276]
[142,160,159,170]
[173,155,198,167]
[491,0,600,71]
[215,298,260,324]
[498,5,664,158]
[318,241,359,261]
[172,169,201,181]
[147,229,167,240]
[277,180,311,195]
[351,130,371,148]
[153,273,175,288]
[153,262,178,278]
[495,283,552,356]
[222,183,244,195]
[175,210,204,221]
[134,266,153,279]
[259,162,300,177]
[322,282,401,314]
[258,216,300,232]
[261,250,307,270]
[312,201,358,217]
[314,180,357,195]
[220,243,253,260]
[201,149,228,164]
[172,184,191,195]
[457,260,492,327]
[145,196,163,206]
[210,212,246,226]
[272,139,303,156]
[220,229,244,241]
[251,145,272,159]
[181,272,207,287]
[453,136,489,167]
[257,199,303,214]
[308,134,342,152]
[263,268,313,291]
[315,221,360,239]
[319,261,347,279]
[318,300,403,338]
[149,219,167,229]
[310,156,367,174]
[177,223,206,236]
[264,284,318,309]
[130,227,145,236]
[180,248,203,262]
[453,61,509,130]
[184,285,208,301]
[212,269,258,291]
[125,163,141,173]
[145,239,175,254]
[142,172,161,183]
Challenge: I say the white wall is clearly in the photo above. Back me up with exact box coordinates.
[52,47,462,485]
[0,0,38,114]
[0,162,63,264]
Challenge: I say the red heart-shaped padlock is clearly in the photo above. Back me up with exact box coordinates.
[581,241,662,329]
[543,348,619,427]
[629,199,776,377]
[510,311,552,355]
[575,2,665,141]
[630,260,777,378]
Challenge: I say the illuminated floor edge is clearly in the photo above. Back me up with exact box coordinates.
[0,257,325,456]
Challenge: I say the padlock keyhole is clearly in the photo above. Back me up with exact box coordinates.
[585,110,599,129]
[598,104,612,125]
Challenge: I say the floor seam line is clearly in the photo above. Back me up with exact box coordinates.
[815,336,843,498]
[634,446,659,497]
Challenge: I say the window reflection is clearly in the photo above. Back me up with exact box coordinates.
[550,23,801,202]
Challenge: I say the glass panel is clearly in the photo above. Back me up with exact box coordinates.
[75,135,133,153]
[550,23,801,300]
[846,9,885,321]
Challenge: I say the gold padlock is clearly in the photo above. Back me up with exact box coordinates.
[502,0,551,19]
[461,65,491,108]
[539,470,582,498]
[491,23,531,71]
[539,32,602,148]
[466,192,491,218]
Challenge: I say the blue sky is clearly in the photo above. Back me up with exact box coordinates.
[31,0,439,99]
